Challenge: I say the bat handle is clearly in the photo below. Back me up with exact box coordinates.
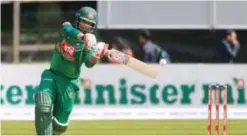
[99,44,110,58]
[104,49,121,64]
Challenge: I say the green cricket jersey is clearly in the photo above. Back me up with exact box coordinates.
[50,23,94,79]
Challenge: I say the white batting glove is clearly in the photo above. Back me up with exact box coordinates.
[92,42,109,59]
[84,33,97,50]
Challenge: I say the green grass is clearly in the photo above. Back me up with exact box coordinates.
[1,120,247,135]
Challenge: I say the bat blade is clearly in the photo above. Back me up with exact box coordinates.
[126,56,159,78]
[107,49,159,78]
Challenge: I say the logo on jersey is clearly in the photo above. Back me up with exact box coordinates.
[57,40,76,61]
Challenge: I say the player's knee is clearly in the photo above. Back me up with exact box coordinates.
[35,92,53,113]
[53,117,68,135]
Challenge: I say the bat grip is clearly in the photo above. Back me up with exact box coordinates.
[104,49,121,64]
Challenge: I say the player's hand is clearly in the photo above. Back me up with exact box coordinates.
[92,42,109,59]
[84,33,97,50]
[88,43,108,65]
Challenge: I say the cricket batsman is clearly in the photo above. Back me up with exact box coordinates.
[34,6,108,135]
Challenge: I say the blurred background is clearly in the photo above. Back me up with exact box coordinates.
[1,0,247,135]
[2,0,247,63]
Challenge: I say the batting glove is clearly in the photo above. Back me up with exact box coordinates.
[92,42,109,59]
[84,33,97,50]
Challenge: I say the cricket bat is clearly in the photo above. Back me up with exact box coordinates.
[105,49,159,79]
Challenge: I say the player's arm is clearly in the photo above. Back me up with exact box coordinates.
[61,22,84,40]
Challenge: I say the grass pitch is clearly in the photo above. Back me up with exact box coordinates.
[1,120,247,135]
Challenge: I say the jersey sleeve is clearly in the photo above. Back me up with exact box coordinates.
[61,22,81,39]
[84,50,96,68]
